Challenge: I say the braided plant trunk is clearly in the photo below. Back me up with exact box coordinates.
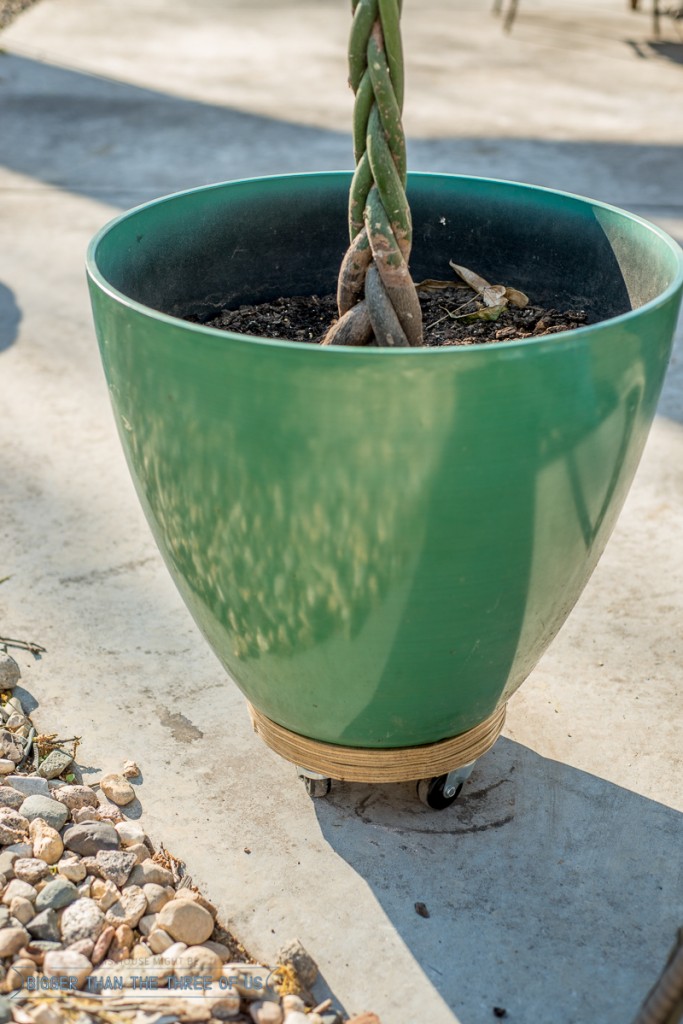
[322,0,423,347]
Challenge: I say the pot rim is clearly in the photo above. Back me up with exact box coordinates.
[86,170,683,356]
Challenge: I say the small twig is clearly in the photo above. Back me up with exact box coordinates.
[426,297,479,330]
[0,635,46,655]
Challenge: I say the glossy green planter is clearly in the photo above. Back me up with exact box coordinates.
[87,173,683,749]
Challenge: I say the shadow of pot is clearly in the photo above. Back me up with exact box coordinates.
[86,172,683,775]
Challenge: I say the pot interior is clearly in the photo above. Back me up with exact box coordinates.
[92,173,681,330]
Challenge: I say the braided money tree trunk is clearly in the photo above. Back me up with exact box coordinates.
[322,0,423,347]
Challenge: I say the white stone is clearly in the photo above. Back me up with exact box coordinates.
[0,925,29,957]
[147,928,174,954]
[282,996,306,1013]
[138,912,158,937]
[143,882,173,914]
[9,894,34,924]
[0,759,15,774]
[174,944,223,981]
[157,898,214,944]
[92,878,120,911]
[30,818,64,864]
[250,1001,284,1024]
[60,897,106,944]
[105,884,148,928]
[43,949,93,989]
[57,857,87,883]
[114,820,147,847]
[99,773,136,806]
[2,877,37,904]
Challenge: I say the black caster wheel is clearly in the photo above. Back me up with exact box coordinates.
[417,774,464,810]
[302,776,332,798]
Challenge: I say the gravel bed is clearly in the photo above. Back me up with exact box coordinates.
[0,650,378,1024]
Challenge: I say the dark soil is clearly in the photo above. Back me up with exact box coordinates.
[190,285,593,347]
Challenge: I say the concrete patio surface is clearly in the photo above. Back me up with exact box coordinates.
[1,1,682,1021]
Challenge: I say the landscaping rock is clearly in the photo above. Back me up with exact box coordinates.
[63,821,120,855]
[56,857,86,883]
[60,897,105,944]
[8,894,33,924]
[30,819,63,864]
[148,928,173,954]
[99,772,136,806]
[2,877,37,904]
[19,794,69,831]
[95,848,136,886]
[0,787,24,810]
[105,884,148,928]
[0,806,29,844]
[115,820,147,847]
[0,760,15,775]
[35,876,79,912]
[0,729,23,763]
[0,926,29,958]
[91,877,119,910]
[91,923,115,965]
[26,908,60,942]
[36,749,74,779]
[250,1001,284,1024]
[5,775,49,798]
[276,937,319,989]
[175,944,223,981]
[71,807,100,824]
[12,856,50,885]
[128,859,174,887]
[0,654,20,689]
[143,881,173,913]
[157,898,214,944]
[52,785,99,811]
[42,949,93,989]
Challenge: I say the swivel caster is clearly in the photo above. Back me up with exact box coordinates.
[417,762,475,810]
[296,767,332,798]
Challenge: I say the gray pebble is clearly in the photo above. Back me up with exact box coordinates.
[19,795,69,831]
[5,775,50,798]
[35,876,79,912]
[60,897,105,944]
[37,750,74,780]
[95,849,137,887]
[63,821,120,856]
[26,908,61,942]
[4,841,32,857]
[0,907,10,929]
[0,654,20,689]
[0,997,10,1024]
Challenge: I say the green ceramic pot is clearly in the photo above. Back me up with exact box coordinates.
[87,173,683,749]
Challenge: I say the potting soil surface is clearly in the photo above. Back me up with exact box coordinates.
[190,286,592,346]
